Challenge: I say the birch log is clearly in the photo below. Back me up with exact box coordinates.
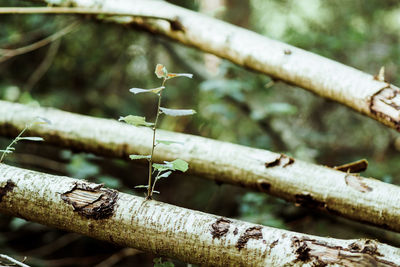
[1,164,400,266]
[1,101,400,233]
[26,0,398,132]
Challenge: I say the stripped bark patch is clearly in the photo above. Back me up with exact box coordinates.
[265,154,294,168]
[291,237,396,266]
[211,218,231,239]
[0,179,15,202]
[236,226,263,251]
[61,182,118,219]
[370,85,400,131]
[345,174,373,193]
[295,193,326,209]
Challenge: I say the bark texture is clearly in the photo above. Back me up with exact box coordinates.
[38,0,400,132]
[1,101,400,233]
[1,164,400,267]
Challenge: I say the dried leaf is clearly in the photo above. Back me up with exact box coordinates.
[155,64,168,79]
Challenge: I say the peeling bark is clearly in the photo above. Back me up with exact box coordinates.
[61,182,118,219]
[33,0,400,131]
[265,154,294,168]
[1,101,400,233]
[0,179,15,202]
[2,164,400,266]
[334,159,368,173]
[345,174,373,193]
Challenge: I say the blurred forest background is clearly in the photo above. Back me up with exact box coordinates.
[1,0,400,266]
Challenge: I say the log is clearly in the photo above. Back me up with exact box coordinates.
[1,101,400,233]
[18,0,400,131]
[1,164,400,266]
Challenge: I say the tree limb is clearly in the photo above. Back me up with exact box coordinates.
[0,21,78,63]
[1,164,400,266]
[17,0,400,132]
[1,101,400,233]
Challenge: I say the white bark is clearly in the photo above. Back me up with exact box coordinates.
[1,163,400,266]
[34,0,400,132]
[1,101,400,233]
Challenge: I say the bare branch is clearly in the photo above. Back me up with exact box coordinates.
[0,21,78,63]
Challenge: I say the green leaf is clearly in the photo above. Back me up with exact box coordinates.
[160,107,196,116]
[153,159,189,172]
[166,72,193,79]
[129,154,151,160]
[156,171,172,181]
[156,140,184,146]
[119,115,154,127]
[154,258,174,267]
[153,162,173,172]
[170,159,189,172]
[18,137,44,141]
[129,86,164,94]
[134,185,149,189]
[0,150,12,153]
[155,64,168,79]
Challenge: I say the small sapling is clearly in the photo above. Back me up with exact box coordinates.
[119,64,194,199]
[0,117,50,163]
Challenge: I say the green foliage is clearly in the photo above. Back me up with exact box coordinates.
[153,159,189,173]
[119,115,154,127]
[0,117,49,163]
[153,257,174,267]
[160,107,196,116]
[122,64,194,198]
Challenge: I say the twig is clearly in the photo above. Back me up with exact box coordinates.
[0,7,176,23]
[0,254,30,267]
[24,38,61,92]
[94,248,141,267]
[0,21,78,63]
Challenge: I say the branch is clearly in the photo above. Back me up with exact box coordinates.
[0,22,78,63]
[1,164,400,266]
[27,0,400,132]
[0,254,30,267]
[0,7,183,30]
[1,101,400,233]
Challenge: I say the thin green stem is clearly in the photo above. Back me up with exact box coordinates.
[151,171,162,195]
[0,125,29,163]
[146,78,166,199]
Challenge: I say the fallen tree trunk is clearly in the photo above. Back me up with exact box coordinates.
[20,0,398,132]
[1,164,400,266]
[1,101,400,233]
